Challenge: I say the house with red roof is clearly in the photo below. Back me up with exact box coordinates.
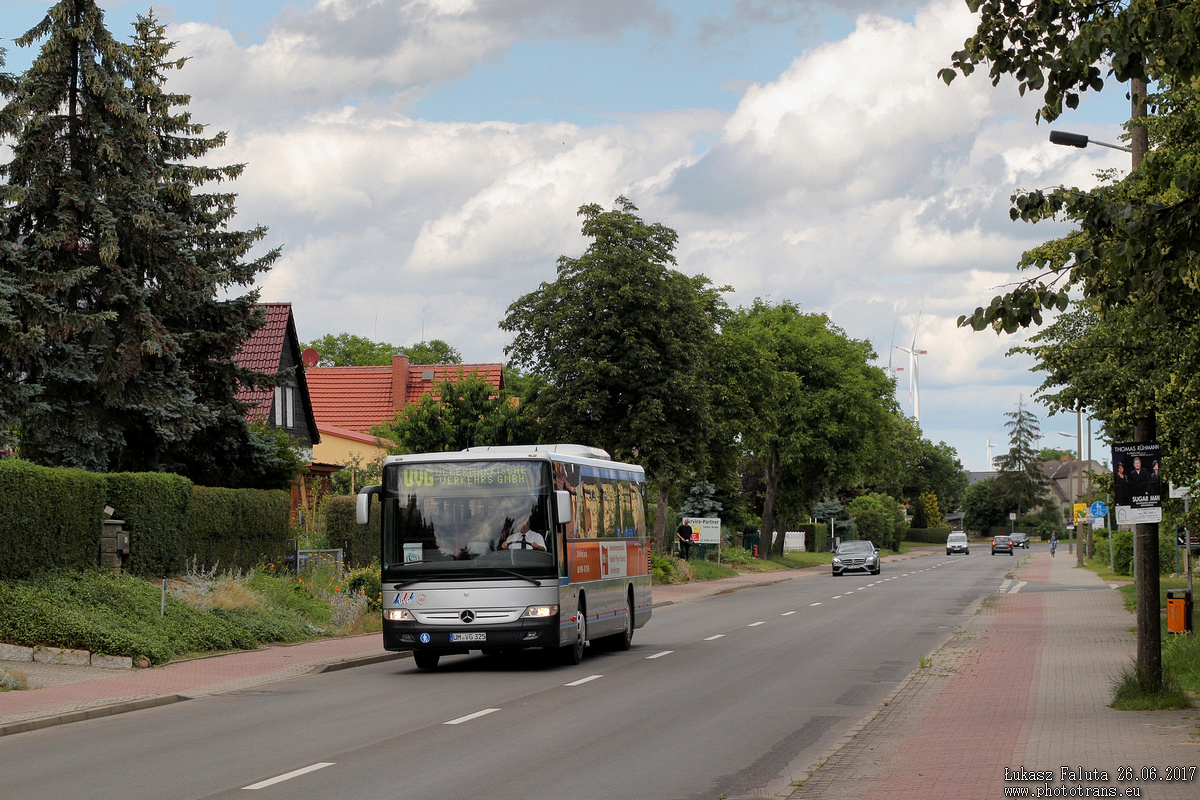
[232,302,321,453]
[306,355,505,464]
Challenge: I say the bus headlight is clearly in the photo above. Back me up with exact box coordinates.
[384,608,415,621]
[521,605,558,619]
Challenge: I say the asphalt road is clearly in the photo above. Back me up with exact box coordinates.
[0,551,1020,800]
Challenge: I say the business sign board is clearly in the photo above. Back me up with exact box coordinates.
[682,516,722,545]
[1112,441,1163,524]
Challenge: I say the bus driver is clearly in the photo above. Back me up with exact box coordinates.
[500,502,548,551]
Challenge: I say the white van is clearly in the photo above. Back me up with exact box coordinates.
[946,531,969,555]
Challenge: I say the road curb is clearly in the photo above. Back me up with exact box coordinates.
[0,694,189,738]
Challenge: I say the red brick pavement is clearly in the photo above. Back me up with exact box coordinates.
[788,548,1200,800]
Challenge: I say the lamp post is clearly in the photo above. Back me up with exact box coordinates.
[1049,77,1161,689]
[1059,408,1087,564]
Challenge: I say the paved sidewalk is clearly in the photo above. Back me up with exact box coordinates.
[785,548,1200,800]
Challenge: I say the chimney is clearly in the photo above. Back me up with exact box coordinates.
[391,354,410,411]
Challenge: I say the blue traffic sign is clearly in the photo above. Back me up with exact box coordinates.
[1090,500,1108,518]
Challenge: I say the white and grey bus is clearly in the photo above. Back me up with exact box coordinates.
[356,444,652,669]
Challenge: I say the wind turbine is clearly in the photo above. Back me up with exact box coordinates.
[893,312,927,425]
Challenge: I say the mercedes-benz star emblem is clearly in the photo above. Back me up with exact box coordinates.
[460,610,475,623]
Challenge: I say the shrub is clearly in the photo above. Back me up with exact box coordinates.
[184,485,291,572]
[717,546,755,566]
[347,565,383,611]
[651,553,688,584]
[324,494,380,568]
[105,472,193,578]
[1111,530,1134,575]
[0,460,106,579]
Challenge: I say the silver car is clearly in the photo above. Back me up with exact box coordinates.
[946,531,970,555]
[832,540,880,576]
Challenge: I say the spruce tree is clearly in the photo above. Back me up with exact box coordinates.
[993,398,1050,515]
[0,3,279,477]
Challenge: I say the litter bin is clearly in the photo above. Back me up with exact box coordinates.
[1166,589,1193,634]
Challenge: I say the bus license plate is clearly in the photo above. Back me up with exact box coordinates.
[450,632,486,642]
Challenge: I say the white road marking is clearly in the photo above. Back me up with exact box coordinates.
[782,610,797,616]
[809,602,822,606]
[444,708,500,725]
[704,634,725,641]
[831,595,843,599]
[565,674,603,686]
[748,621,766,627]
[243,763,334,790]
[646,650,673,659]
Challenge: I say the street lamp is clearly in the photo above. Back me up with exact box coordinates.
[1058,430,1081,559]
[1048,129,1133,154]
[1049,79,1163,692]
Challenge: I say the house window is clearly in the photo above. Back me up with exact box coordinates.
[274,385,296,429]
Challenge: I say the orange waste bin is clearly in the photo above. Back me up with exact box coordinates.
[1166,590,1193,634]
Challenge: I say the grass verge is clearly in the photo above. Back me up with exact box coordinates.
[0,564,380,667]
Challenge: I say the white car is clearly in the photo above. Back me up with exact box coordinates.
[946,531,969,555]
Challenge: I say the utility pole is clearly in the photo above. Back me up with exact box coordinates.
[1076,408,1085,567]
[1129,76,1162,692]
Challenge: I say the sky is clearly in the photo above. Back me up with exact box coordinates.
[1,0,1138,472]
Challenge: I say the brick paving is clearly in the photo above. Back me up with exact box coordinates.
[786,548,1200,800]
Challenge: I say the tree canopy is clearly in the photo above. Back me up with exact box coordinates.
[0,4,279,481]
[717,299,895,555]
[992,398,1052,515]
[501,197,728,547]
[301,333,463,367]
[373,375,535,454]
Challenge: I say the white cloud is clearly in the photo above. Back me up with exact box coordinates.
[151,0,1118,469]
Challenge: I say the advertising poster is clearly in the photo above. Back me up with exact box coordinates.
[1111,441,1162,524]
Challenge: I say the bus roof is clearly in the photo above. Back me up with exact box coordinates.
[464,444,610,460]
[381,444,644,475]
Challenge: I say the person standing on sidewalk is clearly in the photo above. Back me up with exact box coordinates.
[676,523,693,560]
[1050,531,1058,557]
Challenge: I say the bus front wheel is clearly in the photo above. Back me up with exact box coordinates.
[560,610,586,666]
[413,651,440,670]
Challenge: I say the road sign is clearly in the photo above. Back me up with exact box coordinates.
[1090,500,1108,518]
[1074,503,1088,524]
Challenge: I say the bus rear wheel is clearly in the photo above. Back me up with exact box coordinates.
[604,592,634,651]
[413,651,440,670]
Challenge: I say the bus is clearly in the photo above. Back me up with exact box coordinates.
[356,444,652,669]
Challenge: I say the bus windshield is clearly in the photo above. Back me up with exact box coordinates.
[381,460,554,575]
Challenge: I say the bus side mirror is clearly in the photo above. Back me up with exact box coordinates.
[555,490,572,525]
[357,485,381,525]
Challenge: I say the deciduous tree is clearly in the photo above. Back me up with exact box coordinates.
[502,197,728,550]
[719,300,894,555]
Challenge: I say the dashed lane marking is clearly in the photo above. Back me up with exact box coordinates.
[444,708,500,725]
[243,763,334,790]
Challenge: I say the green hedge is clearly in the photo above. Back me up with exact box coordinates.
[324,494,379,568]
[0,461,291,580]
[0,460,106,579]
[184,486,291,572]
[906,527,953,544]
[105,472,194,578]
